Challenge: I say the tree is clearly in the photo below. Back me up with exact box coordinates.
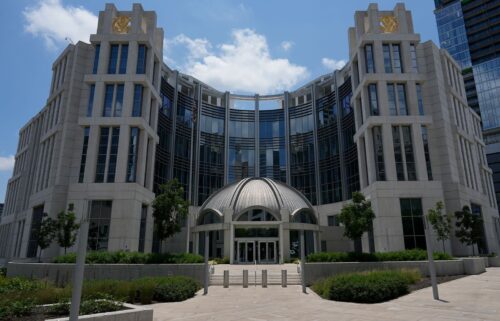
[427,201,452,252]
[55,210,80,254]
[455,205,483,256]
[37,214,56,262]
[152,178,190,251]
[338,192,375,252]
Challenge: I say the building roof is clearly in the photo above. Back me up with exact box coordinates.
[199,178,314,217]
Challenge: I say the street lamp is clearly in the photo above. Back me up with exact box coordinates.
[424,216,439,300]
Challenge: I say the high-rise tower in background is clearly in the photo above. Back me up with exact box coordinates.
[434,0,500,210]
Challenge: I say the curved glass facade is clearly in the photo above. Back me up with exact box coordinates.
[156,72,358,207]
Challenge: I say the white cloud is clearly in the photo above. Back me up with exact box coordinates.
[168,29,309,94]
[281,41,294,52]
[23,0,97,49]
[0,156,15,172]
[321,58,347,71]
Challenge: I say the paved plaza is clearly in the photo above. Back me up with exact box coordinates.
[152,268,500,321]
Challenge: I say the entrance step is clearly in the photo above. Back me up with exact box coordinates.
[209,264,302,286]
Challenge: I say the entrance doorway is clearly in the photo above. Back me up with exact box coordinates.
[235,239,278,264]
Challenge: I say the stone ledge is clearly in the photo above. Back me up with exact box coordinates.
[45,303,152,321]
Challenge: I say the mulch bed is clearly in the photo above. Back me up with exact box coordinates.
[409,274,466,292]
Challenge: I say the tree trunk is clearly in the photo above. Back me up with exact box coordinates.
[472,244,475,256]
[38,248,42,263]
[442,240,446,253]
[64,247,67,255]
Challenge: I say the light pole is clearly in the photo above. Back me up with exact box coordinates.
[424,216,439,300]
[69,200,91,321]
[204,231,209,295]
[300,230,306,294]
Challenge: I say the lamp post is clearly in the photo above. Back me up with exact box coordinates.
[204,231,209,295]
[69,200,91,321]
[424,216,439,300]
[300,230,306,294]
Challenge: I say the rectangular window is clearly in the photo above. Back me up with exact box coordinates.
[88,200,112,251]
[102,84,114,117]
[421,126,433,180]
[136,44,147,74]
[92,44,100,74]
[387,84,397,116]
[402,126,416,181]
[383,44,392,73]
[26,205,44,258]
[364,44,375,73]
[114,84,124,117]
[132,85,143,117]
[327,215,340,227]
[119,44,128,74]
[400,198,426,250]
[392,126,405,180]
[410,44,418,72]
[78,127,90,183]
[368,84,379,116]
[106,127,120,183]
[397,84,408,115]
[372,126,385,181]
[108,44,119,74]
[95,127,110,183]
[392,44,403,73]
[138,205,147,252]
[416,84,424,115]
[86,84,95,117]
[127,127,140,182]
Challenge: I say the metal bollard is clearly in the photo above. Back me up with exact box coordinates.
[262,270,267,288]
[243,270,248,288]
[223,270,229,288]
[281,269,287,287]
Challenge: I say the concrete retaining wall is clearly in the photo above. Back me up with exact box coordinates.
[489,256,500,267]
[45,303,152,321]
[304,258,486,285]
[6,262,205,286]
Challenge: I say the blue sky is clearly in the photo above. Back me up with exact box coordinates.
[0,0,439,202]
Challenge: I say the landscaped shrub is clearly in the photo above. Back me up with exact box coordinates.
[153,276,201,302]
[53,251,204,264]
[306,249,453,262]
[312,269,421,303]
[0,298,36,319]
[47,295,123,317]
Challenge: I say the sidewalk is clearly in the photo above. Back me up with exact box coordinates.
[152,268,500,321]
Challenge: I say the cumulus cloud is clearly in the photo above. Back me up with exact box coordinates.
[0,156,15,172]
[167,29,309,94]
[23,0,98,49]
[321,58,347,71]
[281,41,294,51]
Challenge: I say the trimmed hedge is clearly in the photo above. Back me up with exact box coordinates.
[312,269,421,303]
[307,249,453,263]
[53,251,204,264]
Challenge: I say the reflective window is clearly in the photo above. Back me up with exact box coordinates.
[290,114,314,135]
[88,200,112,251]
[132,85,143,117]
[119,44,128,74]
[387,83,408,115]
[421,126,433,180]
[327,215,340,226]
[95,127,109,183]
[92,44,100,74]
[229,121,254,138]
[138,205,147,252]
[397,84,408,115]
[416,84,424,115]
[108,44,119,74]
[365,44,375,73]
[136,44,147,74]
[392,44,403,73]
[383,44,392,73]
[410,44,418,72]
[86,84,95,117]
[107,127,120,182]
[372,126,385,181]
[387,84,397,116]
[78,127,90,183]
[402,126,416,181]
[368,84,379,116]
[237,209,277,221]
[95,127,120,183]
[473,57,500,130]
[392,126,405,180]
[200,115,224,135]
[400,198,426,250]
[160,93,173,118]
[114,84,124,117]
[127,127,140,182]
[102,84,114,117]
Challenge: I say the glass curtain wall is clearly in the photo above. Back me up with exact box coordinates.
[259,108,286,182]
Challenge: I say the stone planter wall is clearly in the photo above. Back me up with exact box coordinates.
[45,303,152,321]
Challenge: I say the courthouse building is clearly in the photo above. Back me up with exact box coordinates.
[0,3,498,264]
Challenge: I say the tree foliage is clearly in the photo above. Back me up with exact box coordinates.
[338,192,375,241]
[37,214,56,262]
[426,201,452,252]
[55,210,80,254]
[454,205,483,256]
[152,179,190,248]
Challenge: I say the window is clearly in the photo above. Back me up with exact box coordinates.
[392,126,405,180]
[368,84,379,116]
[26,205,44,258]
[387,83,408,115]
[400,198,426,250]
[95,127,120,183]
[138,205,147,252]
[78,127,90,183]
[114,84,124,117]
[86,84,95,117]
[372,126,385,181]
[102,84,124,117]
[410,44,418,72]
[108,44,119,74]
[95,127,109,182]
[364,44,375,73]
[421,126,433,180]
[402,126,416,180]
[119,44,128,74]
[392,44,403,73]
[327,215,340,227]
[397,84,408,115]
[471,203,488,254]
[132,85,143,117]
[416,84,424,115]
[136,44,147,74]
[387,84,397,116]
[92,44,100,74]
[393,126,417,181]
[102,85,114,117]
[106,128,120,182]
[383,44,392,73]
[127,127,140,182]
[88,200,112,251]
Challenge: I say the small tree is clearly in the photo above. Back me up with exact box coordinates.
[55,209,80,254]
[152,178,190,251]
[37,214,56,262]
[338,192,375,252]
[427,201,452,252]
[455,205,483,256]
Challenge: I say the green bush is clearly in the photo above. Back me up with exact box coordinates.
[53,251,204,264]
[307,249,453,262]
[47,295,123,317]
[0,298,36,319]
[313,269,421,303]
[211,257,230,264]
[0,268,6,277]
[153,276,201,302]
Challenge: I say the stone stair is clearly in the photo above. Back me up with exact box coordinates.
[209,264,302,286]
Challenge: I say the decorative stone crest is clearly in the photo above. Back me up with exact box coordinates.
[380,15,398,33]
[112,15,131,34]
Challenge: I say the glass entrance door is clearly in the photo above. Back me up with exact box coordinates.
[236,240,278,263]
[258,241,276,263]
[237,241,255,263]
